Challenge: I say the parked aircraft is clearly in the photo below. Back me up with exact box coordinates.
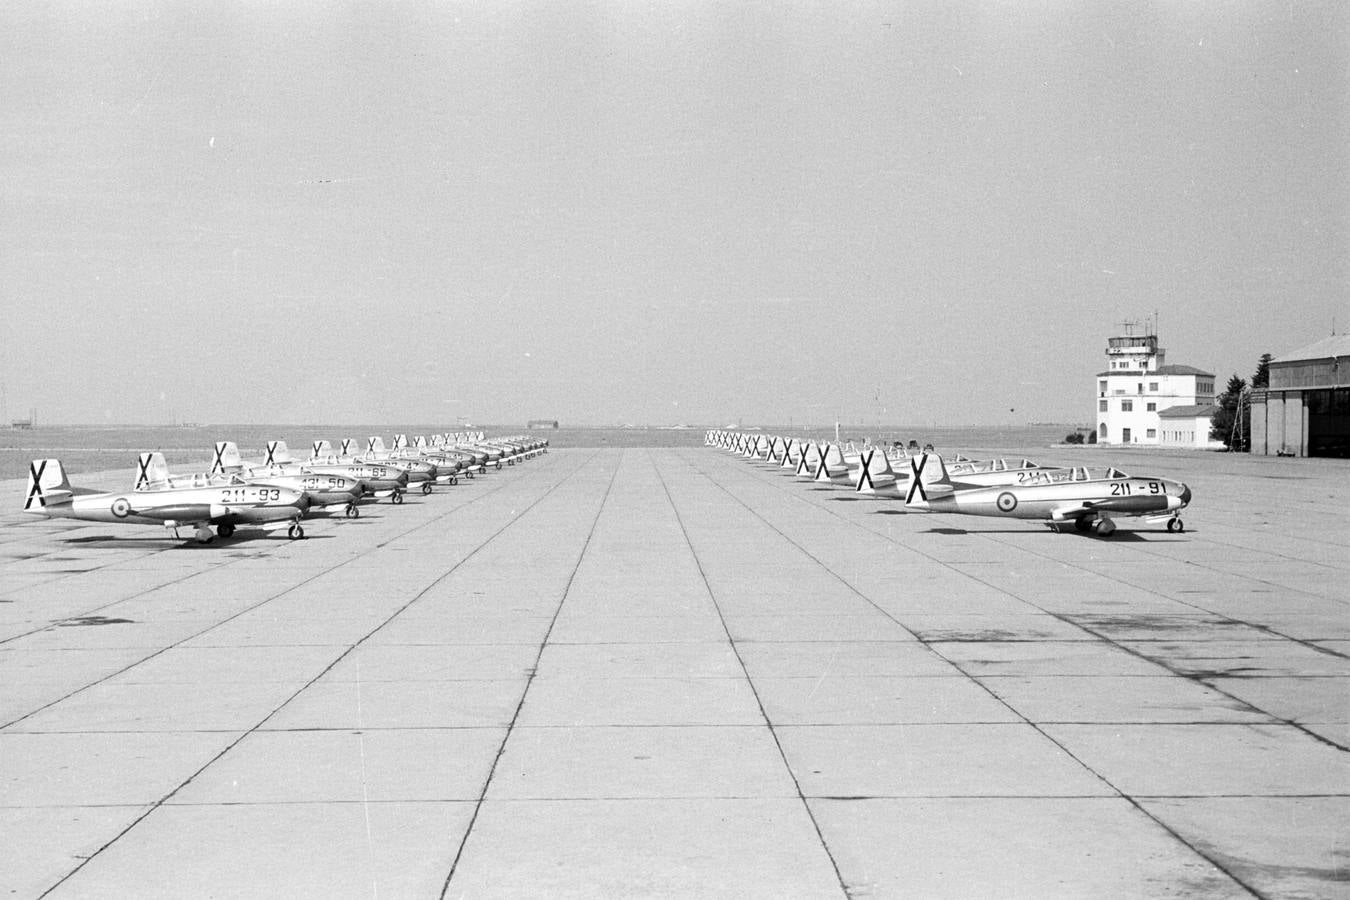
[24,458,309,543]
[901,452,1190,536]
[135,446,366,518]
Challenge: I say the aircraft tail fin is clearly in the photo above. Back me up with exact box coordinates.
[905,452,956,506]
[339,438,355,457]
[368,436,387,454]
[311,440,332,460]
[394,434,409,450]
[814,444,848,482]
[854,448,899,494]
[136,452,171,490]
[264,441,293,467]
[24,459,73,511]
[211,442,244,474]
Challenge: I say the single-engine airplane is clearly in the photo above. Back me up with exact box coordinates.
[25,458,309,543]
[900,452,1190,536]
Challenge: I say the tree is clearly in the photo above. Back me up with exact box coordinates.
[1252,352,1273,389]
[1210,373,1249,450]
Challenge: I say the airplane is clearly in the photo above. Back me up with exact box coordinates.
[284,441,412,503]
[852,450,1104,495]
[133,446,366,519]
[898,452,1191,536]
[355,437,440,492]
[24,458,310,543]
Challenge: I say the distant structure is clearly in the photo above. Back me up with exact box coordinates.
[1250,334,1350,457]
[1095,324,1216,446]
[11,406,36,430]
[527,419,559,430]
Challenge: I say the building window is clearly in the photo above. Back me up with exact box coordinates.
[1146,428,1157,439]
[1099,400,1108,412]
[1121,400,1133,412]
[1149,382,1158,391]
[1099,423,1107,438]
[1098,380,1107,394]
[1146,402,1156,412]
[1137,383,1144,394]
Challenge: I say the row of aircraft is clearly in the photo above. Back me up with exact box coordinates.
[707,431,1191,536]
[22,432,549,544]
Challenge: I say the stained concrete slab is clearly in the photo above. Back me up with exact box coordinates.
[2,445,1346,897]
[810,797,1250,898]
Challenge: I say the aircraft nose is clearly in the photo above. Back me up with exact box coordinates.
[1179,483,1191,507]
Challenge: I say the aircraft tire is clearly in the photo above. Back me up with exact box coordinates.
[449,476,458,485]
[495,462,502,470]
[1167,517,1184,533]
[1074,517,1092,533]
[217,523,236,538]
[288,524,304,540]
[392,491,404,505]
[421,482,433,495]
[345,504,359,519]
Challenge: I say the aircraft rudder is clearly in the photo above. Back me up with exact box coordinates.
[23,459,71,511]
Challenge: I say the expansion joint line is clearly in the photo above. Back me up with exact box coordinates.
[36,451,595,899]
[4,461,529,732]
[438,449,623,899]
[682,450,1267,899]
[652,450,852,899]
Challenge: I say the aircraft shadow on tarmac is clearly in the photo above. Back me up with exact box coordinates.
[916,526,1158,541]
[59,533,338,550]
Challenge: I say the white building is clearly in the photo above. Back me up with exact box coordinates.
[1095,332,1216,445]
[1157,404,1222,448]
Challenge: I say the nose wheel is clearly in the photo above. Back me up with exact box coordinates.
[1167,517,1185,533]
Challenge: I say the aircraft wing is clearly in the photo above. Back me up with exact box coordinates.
[1048,504,1094,522]
[1049,495,1172,521]
[126,503,227,522]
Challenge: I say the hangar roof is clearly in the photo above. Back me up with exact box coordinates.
[1273,334,1350,364]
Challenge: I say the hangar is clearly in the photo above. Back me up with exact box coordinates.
[1250,334,1350,457]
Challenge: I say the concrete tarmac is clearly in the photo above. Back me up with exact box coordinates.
[1,447,1347,898]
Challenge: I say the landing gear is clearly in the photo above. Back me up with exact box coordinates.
[1167,517,1185,533]
[391,490,405,505]
[217,523,236,539]
[421,481,433,495]
[345,503,360,518]
[495,461,502,470]
[448,475,458,486]
[287,523,305,540]
[1074,517,1092,533]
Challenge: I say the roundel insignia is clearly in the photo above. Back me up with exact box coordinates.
[996,491,1018,513]
[111,497,132,518]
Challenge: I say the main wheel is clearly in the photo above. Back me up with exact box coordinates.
[495,461,502,470]
[1074,517,1092,533]
[288,523,304,539]
[217,523,236,538]
[345,504,359,518]
[449,476,458,485]
[392,491,404,505]
[421,482,433,495]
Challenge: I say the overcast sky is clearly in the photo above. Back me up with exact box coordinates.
[1,2,1345,427]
